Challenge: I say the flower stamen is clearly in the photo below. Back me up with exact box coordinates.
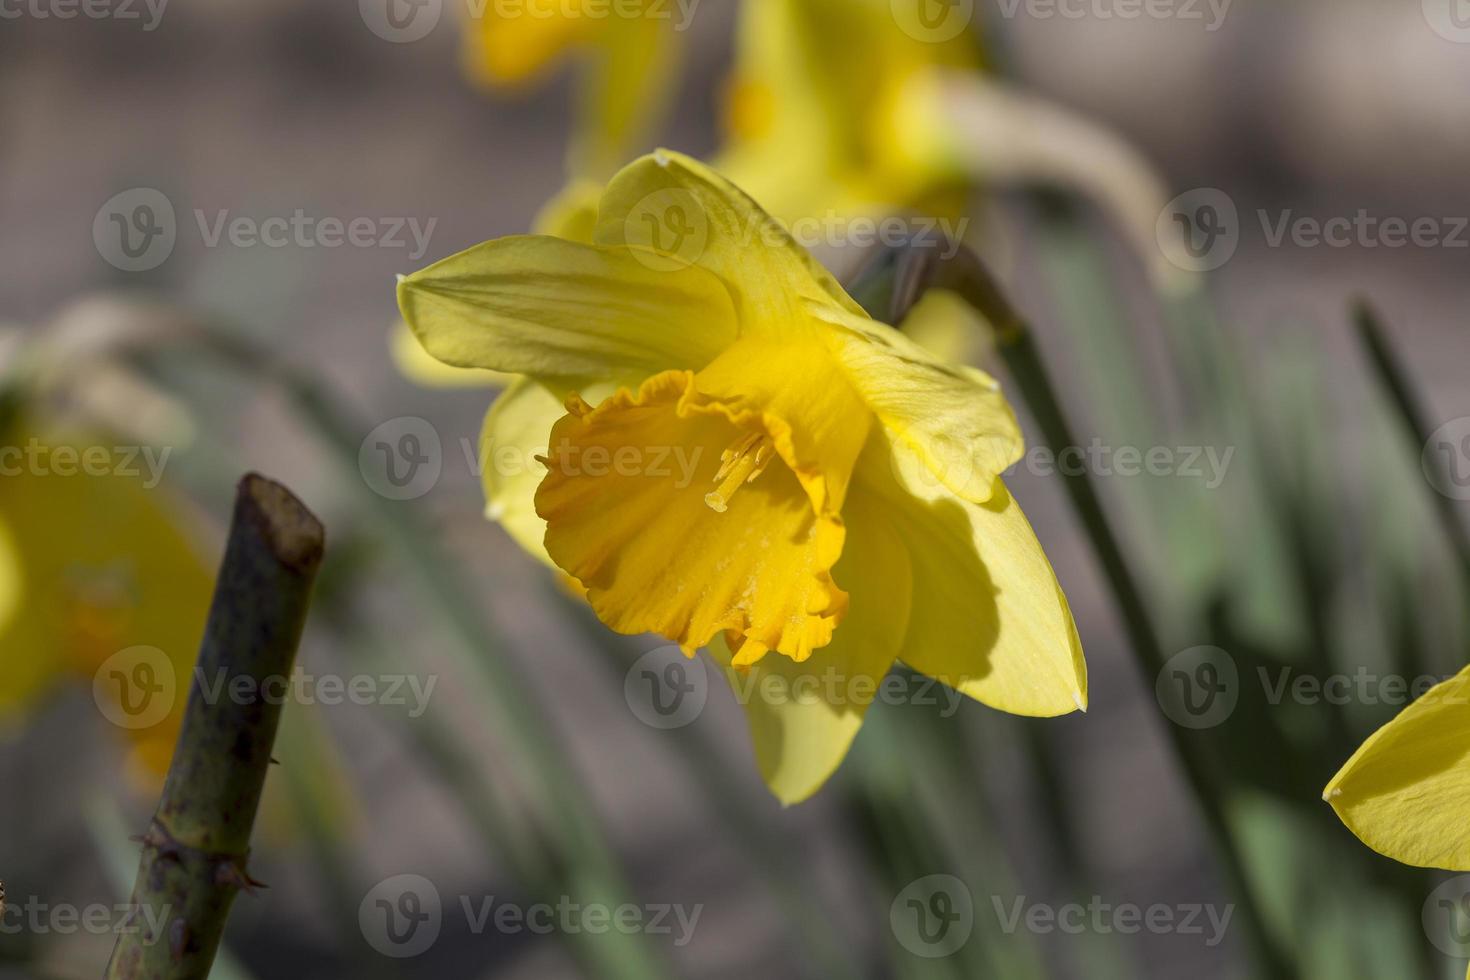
[705,431,775,513]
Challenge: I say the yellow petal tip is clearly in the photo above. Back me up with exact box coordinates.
[1073,691,1088,713]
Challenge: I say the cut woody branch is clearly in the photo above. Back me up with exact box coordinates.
[106,474,325,980]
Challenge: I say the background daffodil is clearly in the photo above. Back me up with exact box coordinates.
[399,150,1086,803]
[459,0,684,180]
[1325,666,1470,871]
[717,0,1173,284]
[716,0,980,227]
[0,422,213,788]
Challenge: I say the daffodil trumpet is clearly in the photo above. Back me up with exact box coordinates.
[399,150,1086,804]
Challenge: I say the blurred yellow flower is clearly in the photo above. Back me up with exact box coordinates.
[1325,666,1470,870]
[459,0,683,180]
[0,423,212,789]
[716,0,980,226]
[716,0,1172,284]
[399,151,1085,803]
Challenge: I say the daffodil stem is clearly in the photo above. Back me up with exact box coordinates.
[1000,325,1293,980]
[106,474,324,980]
[850,243,1292,979]
[1353,298,1470,586]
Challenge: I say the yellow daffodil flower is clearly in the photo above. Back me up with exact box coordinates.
[459,0,683,180]
[1325,666,1470,870]
[716,0,980,226]
[718,0,1173,285]
[0,424,213,789]
[399,151,1086,803]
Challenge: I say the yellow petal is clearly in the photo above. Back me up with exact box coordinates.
[390,318,512,389]
[460,0,589,87]
[711,487,912,805]
[855,431,1086,717]
[479,377,563,568]
[593,150,869,324]
[535,370,848,664]
[899,287,987,366]
[398,235,738,389]
[818,305,1023,505]
[389,179,599,391]
[1324,665,1470,870]
[0,429,212,766]
[0,511,49,714]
